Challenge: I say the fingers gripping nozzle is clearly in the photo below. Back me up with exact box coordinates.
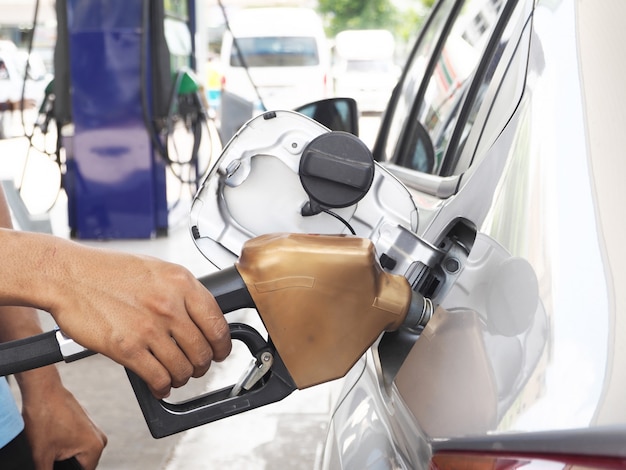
[127,322,296,439]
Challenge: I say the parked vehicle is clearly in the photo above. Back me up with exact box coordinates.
[332,29,401,114]
[191,0,626,466]
[0,41,50,139]
[218,7,331,142]
[318,0,626,467]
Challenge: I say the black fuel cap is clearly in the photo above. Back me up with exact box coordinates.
[299,131,374,212]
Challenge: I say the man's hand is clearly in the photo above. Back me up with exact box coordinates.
[16,235,233,399]
[1,187,231,399]
[0,304,107,470]
[17,366,107,470]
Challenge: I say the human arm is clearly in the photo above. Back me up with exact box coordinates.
[0,306,107,470]
[0,191,106,469]
[0,228,232,398]
[0,190,231,399]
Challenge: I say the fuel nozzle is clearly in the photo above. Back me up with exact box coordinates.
[235,233,430,389]
[127,233,435,438]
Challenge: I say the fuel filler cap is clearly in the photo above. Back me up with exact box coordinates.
[299,131,374,214]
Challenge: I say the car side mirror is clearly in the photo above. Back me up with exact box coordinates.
[295,97,359,136]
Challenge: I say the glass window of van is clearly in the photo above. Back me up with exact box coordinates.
[230,37,320,67]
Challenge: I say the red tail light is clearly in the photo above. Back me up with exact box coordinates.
[431,451,626,469]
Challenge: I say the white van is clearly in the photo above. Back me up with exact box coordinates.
[219,7,331,139]
[332,29,401,114]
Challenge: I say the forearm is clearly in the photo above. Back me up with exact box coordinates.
[0,187,68,312]
[0,187,63,389]
[0,228,74,313]
[0,242,108,467]
[0,304,47,344]
[1,205,107,325]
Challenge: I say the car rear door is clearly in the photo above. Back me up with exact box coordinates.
[373,0,536,447]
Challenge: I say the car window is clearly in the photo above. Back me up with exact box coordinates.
[381,0,519,179]
[398,0,507,175]
[230,37,320,67]
[447,0,530,177]
[346,59,393,74]
[381,0,459,167]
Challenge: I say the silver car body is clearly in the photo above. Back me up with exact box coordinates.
[320,0,626,468]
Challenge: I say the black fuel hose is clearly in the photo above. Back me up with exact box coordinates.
[0,330,63,376]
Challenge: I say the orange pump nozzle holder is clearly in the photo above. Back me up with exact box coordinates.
[236,232,414,389]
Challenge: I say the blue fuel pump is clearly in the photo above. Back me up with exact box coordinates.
[59,0,200,239]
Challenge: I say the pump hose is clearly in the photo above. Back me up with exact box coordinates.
[0,330,63,376]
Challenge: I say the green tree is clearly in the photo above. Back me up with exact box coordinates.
[318,0,435,44]
[318,0,399,37]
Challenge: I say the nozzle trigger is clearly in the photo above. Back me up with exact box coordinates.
[230,350,274,397]
[126,323,296,438]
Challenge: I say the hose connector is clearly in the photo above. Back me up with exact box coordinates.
[403,291,434,332]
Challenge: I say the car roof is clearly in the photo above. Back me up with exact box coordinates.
[227,8,325,38]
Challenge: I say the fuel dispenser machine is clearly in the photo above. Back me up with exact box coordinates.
[56,0,201,239]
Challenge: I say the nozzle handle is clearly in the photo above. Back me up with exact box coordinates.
[129,267,277,438]
[198,265,254,312]
[127,323,296,438]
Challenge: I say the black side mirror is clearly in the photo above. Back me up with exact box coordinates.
[395,119,436,174]
[295,97,359,136]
